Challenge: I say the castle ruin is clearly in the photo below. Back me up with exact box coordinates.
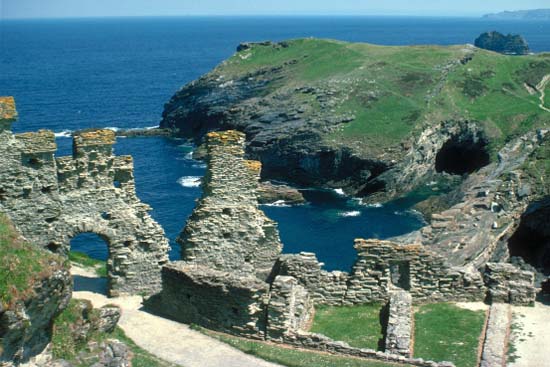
[0,97,169,296]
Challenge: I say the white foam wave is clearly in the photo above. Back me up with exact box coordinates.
[184,152,194,160]
[192,163,207,169]
[339,210,361,217]
[103,127,120,132]
[333,188,345,196]
[177,176,202,188]
[262,200,291,207]
[54,130,72,138]
[363,202,383,208]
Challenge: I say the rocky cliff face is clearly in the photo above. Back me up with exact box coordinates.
[161,39,550,200]
[0,216,72,366]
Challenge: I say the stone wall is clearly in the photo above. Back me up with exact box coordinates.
[0,98,169,296]
[278,240,486,305]
[160,131,312,339]
[160,262,269,338]
[276,252,349,305]
[344,240,486,303]
[266,276,313,341]
[385,290,412,357]
[484,262,536,306]
[178,130,283,281]
[281,331,455,367]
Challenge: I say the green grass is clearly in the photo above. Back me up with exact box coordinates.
[69,250,107,277]
[0,213,64,307]
[197,326,411,367]
[309,303,385,350]
[52,299,176,367]
[413,303,486,367]
[207,38,550,156]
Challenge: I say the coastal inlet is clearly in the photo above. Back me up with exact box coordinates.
[57,134,425,272]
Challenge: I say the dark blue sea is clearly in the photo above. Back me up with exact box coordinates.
[2,16,549,271]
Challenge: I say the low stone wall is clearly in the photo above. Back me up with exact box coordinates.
[480,303,511,367]
[276,253,349,305]
[385,290,412,357]
[277,241,486,306]
[159,262,269,338]
[484,263,536,306]
[345,240,486,304]
[281,331,454,367]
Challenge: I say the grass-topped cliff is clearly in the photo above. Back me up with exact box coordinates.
[162,38,550,199]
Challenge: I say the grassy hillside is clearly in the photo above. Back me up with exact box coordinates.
[217,39,549,154]
[0,213,66,307]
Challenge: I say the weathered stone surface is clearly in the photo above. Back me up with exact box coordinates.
[178,130,283,281]
[344,240,486,304]
[95,306,121,334]
[385,290,412,357]
[276,252,349,305]
[0,97,18,131]
[0,266,71,365]
[484,263,536,306]
[160,262,269,338]
[279,241,485,305]
[266,276,313,341]
[480,303,510,367]
[0,102,170,296]
[281,330,455,367]
[395,130,548,270]
[257,182,305,205]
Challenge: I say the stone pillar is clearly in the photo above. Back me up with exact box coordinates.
[267,276,313,341]
[385,290,412,357]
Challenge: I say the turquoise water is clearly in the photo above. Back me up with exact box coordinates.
[2,17,549,271]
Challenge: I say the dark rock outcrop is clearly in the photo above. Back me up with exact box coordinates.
[474,31,530,55]
[0,260,72,365]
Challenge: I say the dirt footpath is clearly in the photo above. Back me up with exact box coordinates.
[507,301,550,367]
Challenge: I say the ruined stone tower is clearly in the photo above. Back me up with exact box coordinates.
[0,97,169,296]
[177,130,283,280]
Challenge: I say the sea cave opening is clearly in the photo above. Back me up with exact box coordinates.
[508,198,550,290]
[435,134,490,175]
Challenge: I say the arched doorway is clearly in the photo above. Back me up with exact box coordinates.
[70,232,110,294]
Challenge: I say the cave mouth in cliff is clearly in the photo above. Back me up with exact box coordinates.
[435,135,490,175]
[508,200,550,276]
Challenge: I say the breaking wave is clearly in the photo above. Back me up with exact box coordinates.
[177,176,202,188]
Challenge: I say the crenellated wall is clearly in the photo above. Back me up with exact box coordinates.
[0,97,169,296]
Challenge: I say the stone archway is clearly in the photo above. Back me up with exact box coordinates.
[0,117,170,297]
